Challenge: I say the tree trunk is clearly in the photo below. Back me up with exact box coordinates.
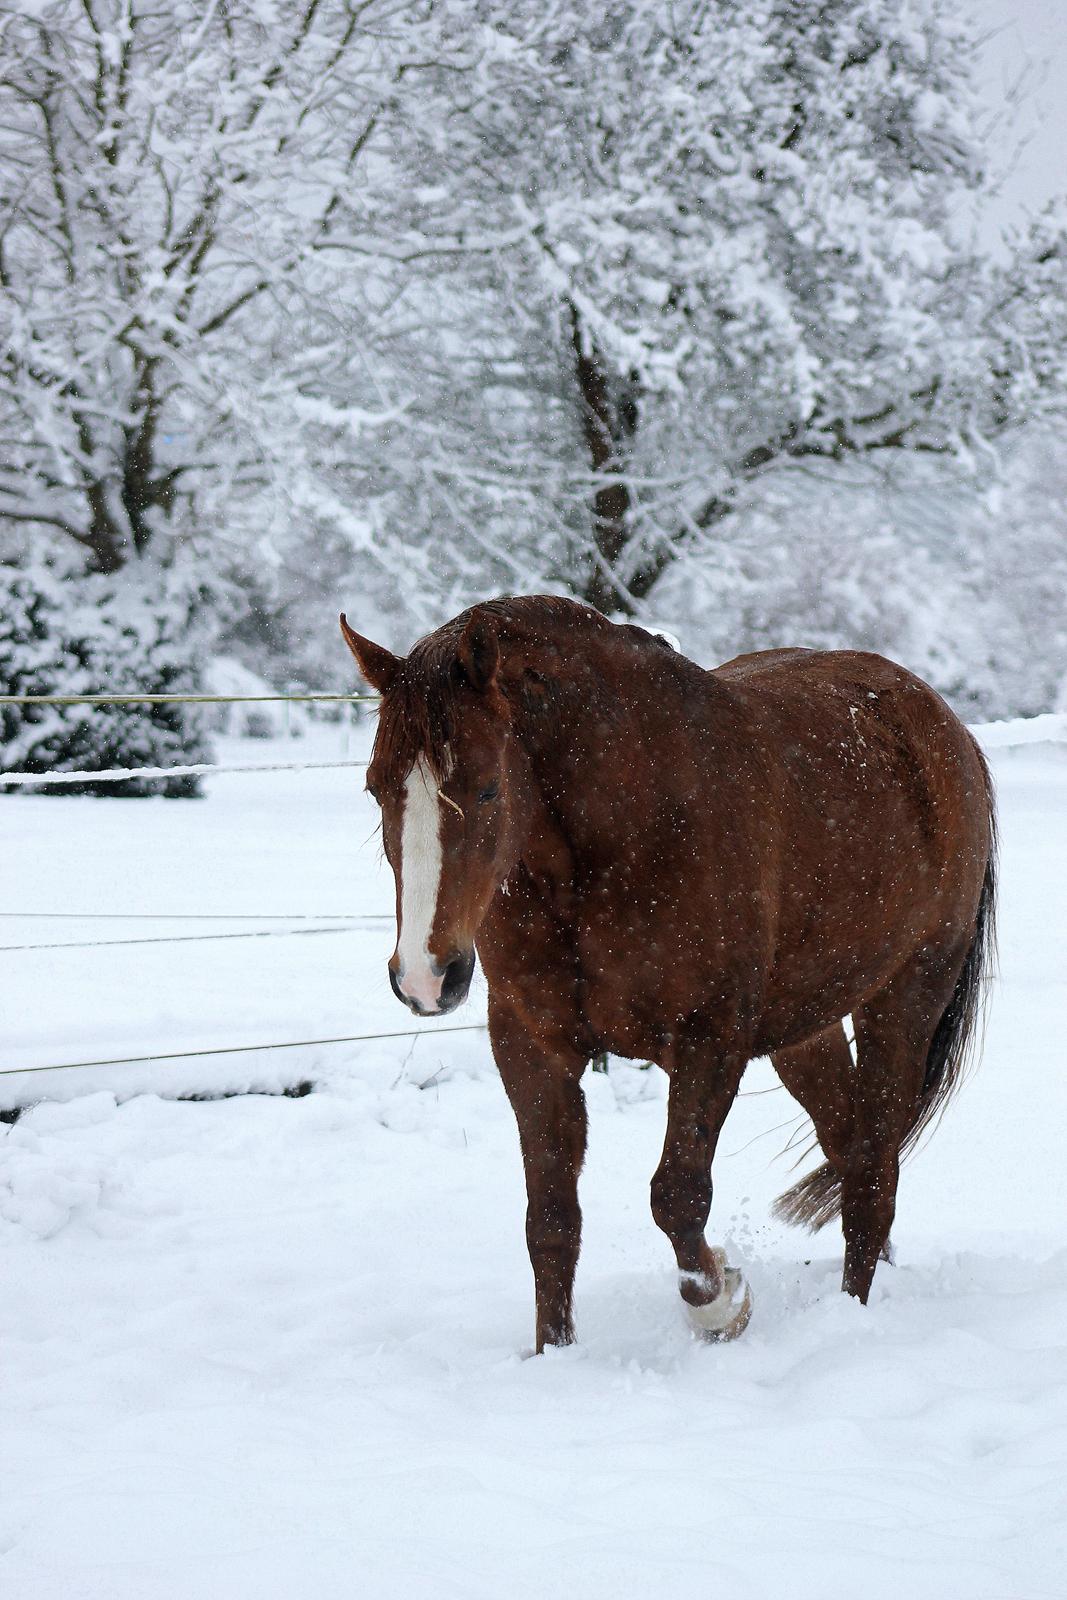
[567,309,858,615]
[83,480,128,575]
[567,302,640,616]
[76,358,172,574]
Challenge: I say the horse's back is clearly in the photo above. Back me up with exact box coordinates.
[715,645,819,679]
[712,647,981,775]
[716,644,945,701]
[712,645,988,825]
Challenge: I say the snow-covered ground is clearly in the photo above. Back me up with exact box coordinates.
[1,725,1065,1599]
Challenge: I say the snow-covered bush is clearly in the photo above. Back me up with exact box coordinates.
[0,562,211,797]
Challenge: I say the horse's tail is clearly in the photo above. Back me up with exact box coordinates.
[772,1157,843,1233]
[903,776,997,1160]
[775,755,997,1234]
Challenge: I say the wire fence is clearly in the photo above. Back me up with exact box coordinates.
[0,688,380,785]
[0,897,491,1086]
[2,695,1063,1104]
[0,758,369,786]
[0,924,383,954]
[0,908,489,1084]
[0,911,383,921]
[0,692,379,706]
[0,687,414,1096]
[1,1024,490,1081]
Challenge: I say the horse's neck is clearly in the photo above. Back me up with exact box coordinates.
[511,642,692,862]
[514,777,581,905]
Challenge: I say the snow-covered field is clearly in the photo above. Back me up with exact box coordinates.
[1,725,1065,1599]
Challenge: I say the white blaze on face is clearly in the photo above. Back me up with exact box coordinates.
[396,755,445,1010]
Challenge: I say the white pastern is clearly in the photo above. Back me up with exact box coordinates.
[682,1249,753,1341]
[397,756,445,1010]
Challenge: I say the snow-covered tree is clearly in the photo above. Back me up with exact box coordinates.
[384,0,1067,615]
[0,0,428,577]
[987,202,1067,429]
[0,0,470,769]
[1,0,1063,714]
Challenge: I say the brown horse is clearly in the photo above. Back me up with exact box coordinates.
[341,597,996,1352]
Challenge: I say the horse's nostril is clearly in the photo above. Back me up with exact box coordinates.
[440,949,475,1008]
[388,965,404,1004]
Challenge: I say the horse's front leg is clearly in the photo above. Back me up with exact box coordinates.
[489,998,589,1352]
[650,1019,753,1341]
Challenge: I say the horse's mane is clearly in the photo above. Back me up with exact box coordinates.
[374,596,614,777]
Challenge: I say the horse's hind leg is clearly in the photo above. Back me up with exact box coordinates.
[840,950,970,1302]
[771,1022,898,1262]
[772,1023,856,1228]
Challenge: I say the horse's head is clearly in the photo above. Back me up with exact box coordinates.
[341,610,529,1016]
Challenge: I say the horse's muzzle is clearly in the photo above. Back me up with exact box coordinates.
[390,948,475,1016]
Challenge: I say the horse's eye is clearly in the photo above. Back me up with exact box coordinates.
[478,780,499,805]
[366,783,381,806]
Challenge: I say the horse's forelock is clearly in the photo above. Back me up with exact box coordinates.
[375,635,461,782]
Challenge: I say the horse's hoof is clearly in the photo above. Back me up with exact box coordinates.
[683,1251,753,1342]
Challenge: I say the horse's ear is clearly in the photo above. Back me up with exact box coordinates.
[456,615,500,694]
[339,614,401,694]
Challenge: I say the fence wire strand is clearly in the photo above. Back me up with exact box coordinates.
[1,1024,489,1079]
[0,924,389,954]
[0,911,379,921]
[0,692,378,706]
[0,758,369,786]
